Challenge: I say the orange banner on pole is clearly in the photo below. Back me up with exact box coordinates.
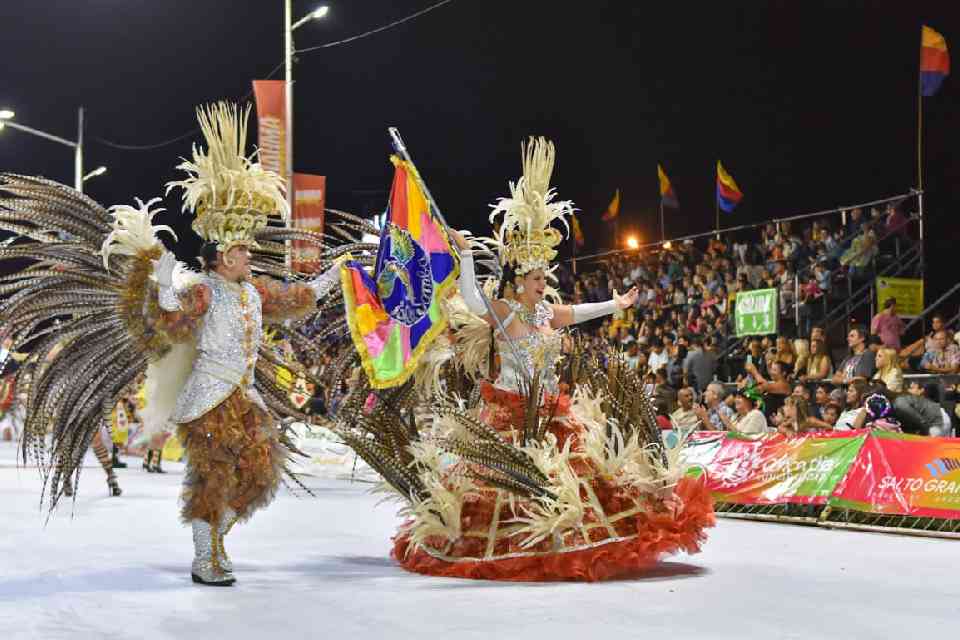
[292,173,326,274]
[252,80,287,181]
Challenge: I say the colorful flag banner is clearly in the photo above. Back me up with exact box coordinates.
[703,431,867,506]
[829,430,960,519]
[292,173,326,274]
[570,213,585,247]
[716,161,743,213]
[600,189,621,221]
[921,25,950,97]
[341,157,458,389]
[252,80,287,181]
[658,164,679,208]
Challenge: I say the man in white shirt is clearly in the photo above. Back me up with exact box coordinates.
[648,337,669,373]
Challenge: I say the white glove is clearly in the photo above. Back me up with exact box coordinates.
[308,261,342,300]
[152,251,180,311]
[458,250,487,316]
[152,251,177,288]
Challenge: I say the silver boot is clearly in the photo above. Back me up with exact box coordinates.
[216,508,238,574]
[190,519,235,586]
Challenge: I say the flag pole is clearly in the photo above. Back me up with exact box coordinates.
[659,199,665,242]
[387,127,530,386]
[917,30,924,192]
[571,224,578,275]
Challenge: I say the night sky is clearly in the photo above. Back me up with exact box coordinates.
[1,1,958,294]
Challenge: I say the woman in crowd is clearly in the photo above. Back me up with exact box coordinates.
[873,347,904,393]
[743,359,792,418]
[718,388,768,434]
[774,336,797,369]
[834,379,870,430]
[793,338,810,376]
[802,338,833,381]
[778,396,833,436]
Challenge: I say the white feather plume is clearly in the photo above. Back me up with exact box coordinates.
[100,197,177,270]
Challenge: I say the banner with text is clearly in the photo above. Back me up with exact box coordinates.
[735,288,778,337]
[292,173,326,274]
[703,431,867,505]
[252,80,287,182]
[829,430,960,519]
[875,277,924,318]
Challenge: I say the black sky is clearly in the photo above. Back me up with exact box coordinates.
[1,0,958,293]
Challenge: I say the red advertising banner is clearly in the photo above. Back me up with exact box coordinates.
[292,173,326,274]
[252,80,287,181]
[829,430,960,519]
[703,431,867,506]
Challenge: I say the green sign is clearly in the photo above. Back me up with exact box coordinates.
[735,288,778,337]
[876,277,924,318]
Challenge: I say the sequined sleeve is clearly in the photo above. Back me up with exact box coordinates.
[252,276,317,324]
[157,283,211,343]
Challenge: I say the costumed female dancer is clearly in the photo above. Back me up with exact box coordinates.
[327,137,714,582]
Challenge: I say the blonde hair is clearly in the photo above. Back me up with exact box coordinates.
[793,339,810,374]
[876,347,901,378]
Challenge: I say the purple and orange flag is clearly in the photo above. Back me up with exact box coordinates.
[716,161,743,213]
[921,25,950,96]
[658,164,679,209]
[340,157,458,388]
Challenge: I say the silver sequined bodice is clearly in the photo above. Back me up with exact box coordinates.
[495,300,563,395]
[170,273,264,424]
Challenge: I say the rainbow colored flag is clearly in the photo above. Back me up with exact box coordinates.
[716,161,743,213]
[921,25,950,96]
[340,156,458,388]
[600,189,621,221]
[658,164,679,209]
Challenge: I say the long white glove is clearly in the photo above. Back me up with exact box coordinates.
[458,250,487,316]
[307,261,342,300]
[570,299,617,324]
[152,251,180,312]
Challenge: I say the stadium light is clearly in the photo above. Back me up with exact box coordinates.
[626,236,639,250]
[292,5,329,30]
[662,241,673,250]
[0,110,14,120]
[82,165,107,182]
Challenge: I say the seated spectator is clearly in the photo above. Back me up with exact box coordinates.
[670,387,701,433]
[743,360,792,418]
[822,402,841,427]
[773,336,797,369]
[900,314,946,361]
[854,389,947,437]
[870,297,905,350]
[832,325,877,384]
[813,382,834,417]
[692,382,735,431]
[835,379,871,430]
[793,338,810,375]
[919,330,960,375]
[802,338,833,381]
[872,347,904,392]
[651,370,677,416]
[724,389,768,434]
[792,383,812,404]
[648,337,669,373]
[778,396,833,436]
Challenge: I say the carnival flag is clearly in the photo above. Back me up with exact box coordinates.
[716,161,743,213]
[571,213,585,247]
[658,164,679,208]
[920,25,950,96]
[600,189,621,221]
[252,80,287,180]
[340,157,458,388]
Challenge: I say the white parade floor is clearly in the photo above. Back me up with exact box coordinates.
[0,441,957,640]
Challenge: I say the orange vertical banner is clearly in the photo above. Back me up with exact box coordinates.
[292,173,326,274]
[252,80,287,181]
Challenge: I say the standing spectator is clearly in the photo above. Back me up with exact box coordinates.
[832,325,877,384]
[873,347,904,392]
[692,382,735,431]
[744,360,793,418]
[667,344,688,389]
[683,336,718,393]
[648,337,669,373]
[871,298,905,350]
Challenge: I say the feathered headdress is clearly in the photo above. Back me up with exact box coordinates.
[488,137,573,275]
[165,101,288,253]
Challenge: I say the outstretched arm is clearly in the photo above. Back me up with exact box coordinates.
[551,287,638,329]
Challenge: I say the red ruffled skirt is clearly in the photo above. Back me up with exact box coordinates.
[392,383,715,582]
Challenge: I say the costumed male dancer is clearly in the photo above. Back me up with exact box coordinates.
[152,103,340,586]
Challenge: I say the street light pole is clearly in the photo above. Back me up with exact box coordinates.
[284,0,294,227]
[75,106,84,193]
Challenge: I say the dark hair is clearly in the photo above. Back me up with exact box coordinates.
[199,242,219,271]
[849,324,868,340]
[867,335,884,347]
[883,297,897,309]
[487,262,521,378]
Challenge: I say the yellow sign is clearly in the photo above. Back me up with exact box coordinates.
[876,277,924,317]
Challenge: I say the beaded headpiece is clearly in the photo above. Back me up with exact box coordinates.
[166,102,288,253]
[488,137,572,275]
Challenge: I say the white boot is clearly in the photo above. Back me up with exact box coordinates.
[217,508,238,574]
[190,519,235,586]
